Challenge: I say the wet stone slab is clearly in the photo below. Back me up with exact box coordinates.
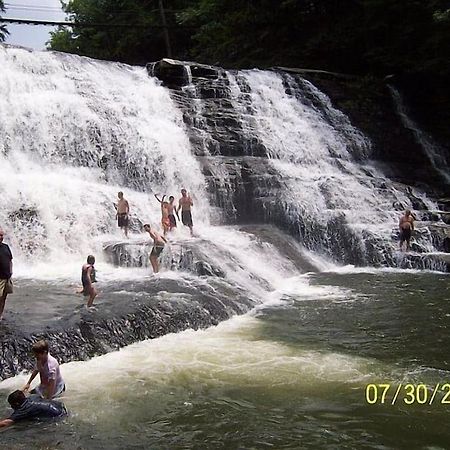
[0,275,257,380]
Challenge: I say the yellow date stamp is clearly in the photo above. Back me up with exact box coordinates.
[365,383,450,405]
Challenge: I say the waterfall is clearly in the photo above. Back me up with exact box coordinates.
[0,47,449,380]
[0,47,447,274]
[388,85,450,186]
[164,62,444,267]
[0,46,209,272]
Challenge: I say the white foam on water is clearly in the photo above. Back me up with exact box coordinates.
[0,46,209,275]
[0,313,379,414]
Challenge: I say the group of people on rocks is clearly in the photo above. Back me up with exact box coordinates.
[80,188,195,308]
[0,340,67,428]
[0,206,413,319]
[0,208,416,427]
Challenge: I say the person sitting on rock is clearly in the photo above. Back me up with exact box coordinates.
[0,390,67,429]
[22,340,66,400]
[143,224,167,273]
[399,209,415,252]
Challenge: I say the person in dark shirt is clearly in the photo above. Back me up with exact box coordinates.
[0,228,13,321]
[0,390,67,429]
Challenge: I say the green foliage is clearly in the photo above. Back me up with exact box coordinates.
[48,0,450,81]
[0,0,8,42]
[49,0,193,64]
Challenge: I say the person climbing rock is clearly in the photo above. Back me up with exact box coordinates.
[0,390,67,429]
[176,189,194,236]
[143,224,167,273]
[0,228,13,321]
[399,209,415,252]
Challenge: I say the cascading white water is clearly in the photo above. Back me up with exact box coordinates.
[0,46,210,272]
[227,70,439,252]
[388,85,450,185]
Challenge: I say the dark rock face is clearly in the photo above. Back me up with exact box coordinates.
[149,59,450,270]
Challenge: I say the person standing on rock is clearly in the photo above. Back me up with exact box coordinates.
[81,255,97,307]
[0,228,13,321]
[177,189,194,236]
[399,209,415,252]
[167,196,178,231]
[154,194,171,236]
[143,224,167,273]
[116,191,130,238]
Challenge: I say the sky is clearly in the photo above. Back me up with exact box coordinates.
[3,0,66,50]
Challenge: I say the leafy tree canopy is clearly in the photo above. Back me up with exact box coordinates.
[48,0,450,81]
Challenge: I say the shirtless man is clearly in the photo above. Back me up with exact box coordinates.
[167,196,178,231]
[154,194,170,236]
[143,224,167,273]
[116,192,130,238]
[399,209,415,252]
[176,189,194,236]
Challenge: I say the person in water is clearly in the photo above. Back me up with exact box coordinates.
[0,227,13,321]
[116,191,130,238]
[143,224,167,273]
[22,340,66,400]
[81,255,97,307]
[154,194,171,236]
[176,189,194,236]
[0,390,67,429]
[399,209,415,252]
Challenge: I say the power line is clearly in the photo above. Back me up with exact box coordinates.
[0,17,196,29]
[4,2,183,14]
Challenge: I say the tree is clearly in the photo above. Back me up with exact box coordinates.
[49,0,193,64]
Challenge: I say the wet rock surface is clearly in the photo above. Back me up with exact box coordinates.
[149,59,450,270]
[0,275,256,380]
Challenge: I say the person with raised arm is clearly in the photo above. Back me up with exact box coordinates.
[154,194,170,236]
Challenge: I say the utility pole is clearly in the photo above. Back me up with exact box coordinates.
[158,0,172,58]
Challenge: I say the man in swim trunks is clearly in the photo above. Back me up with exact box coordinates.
[154,194,171,236]
[143,224,167,273]
[0,390,67,429]
[23,340,66,400]
[176,189,194,236]
[0,228,13,321]
[399,209,415,252]
[116,192,130,238]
